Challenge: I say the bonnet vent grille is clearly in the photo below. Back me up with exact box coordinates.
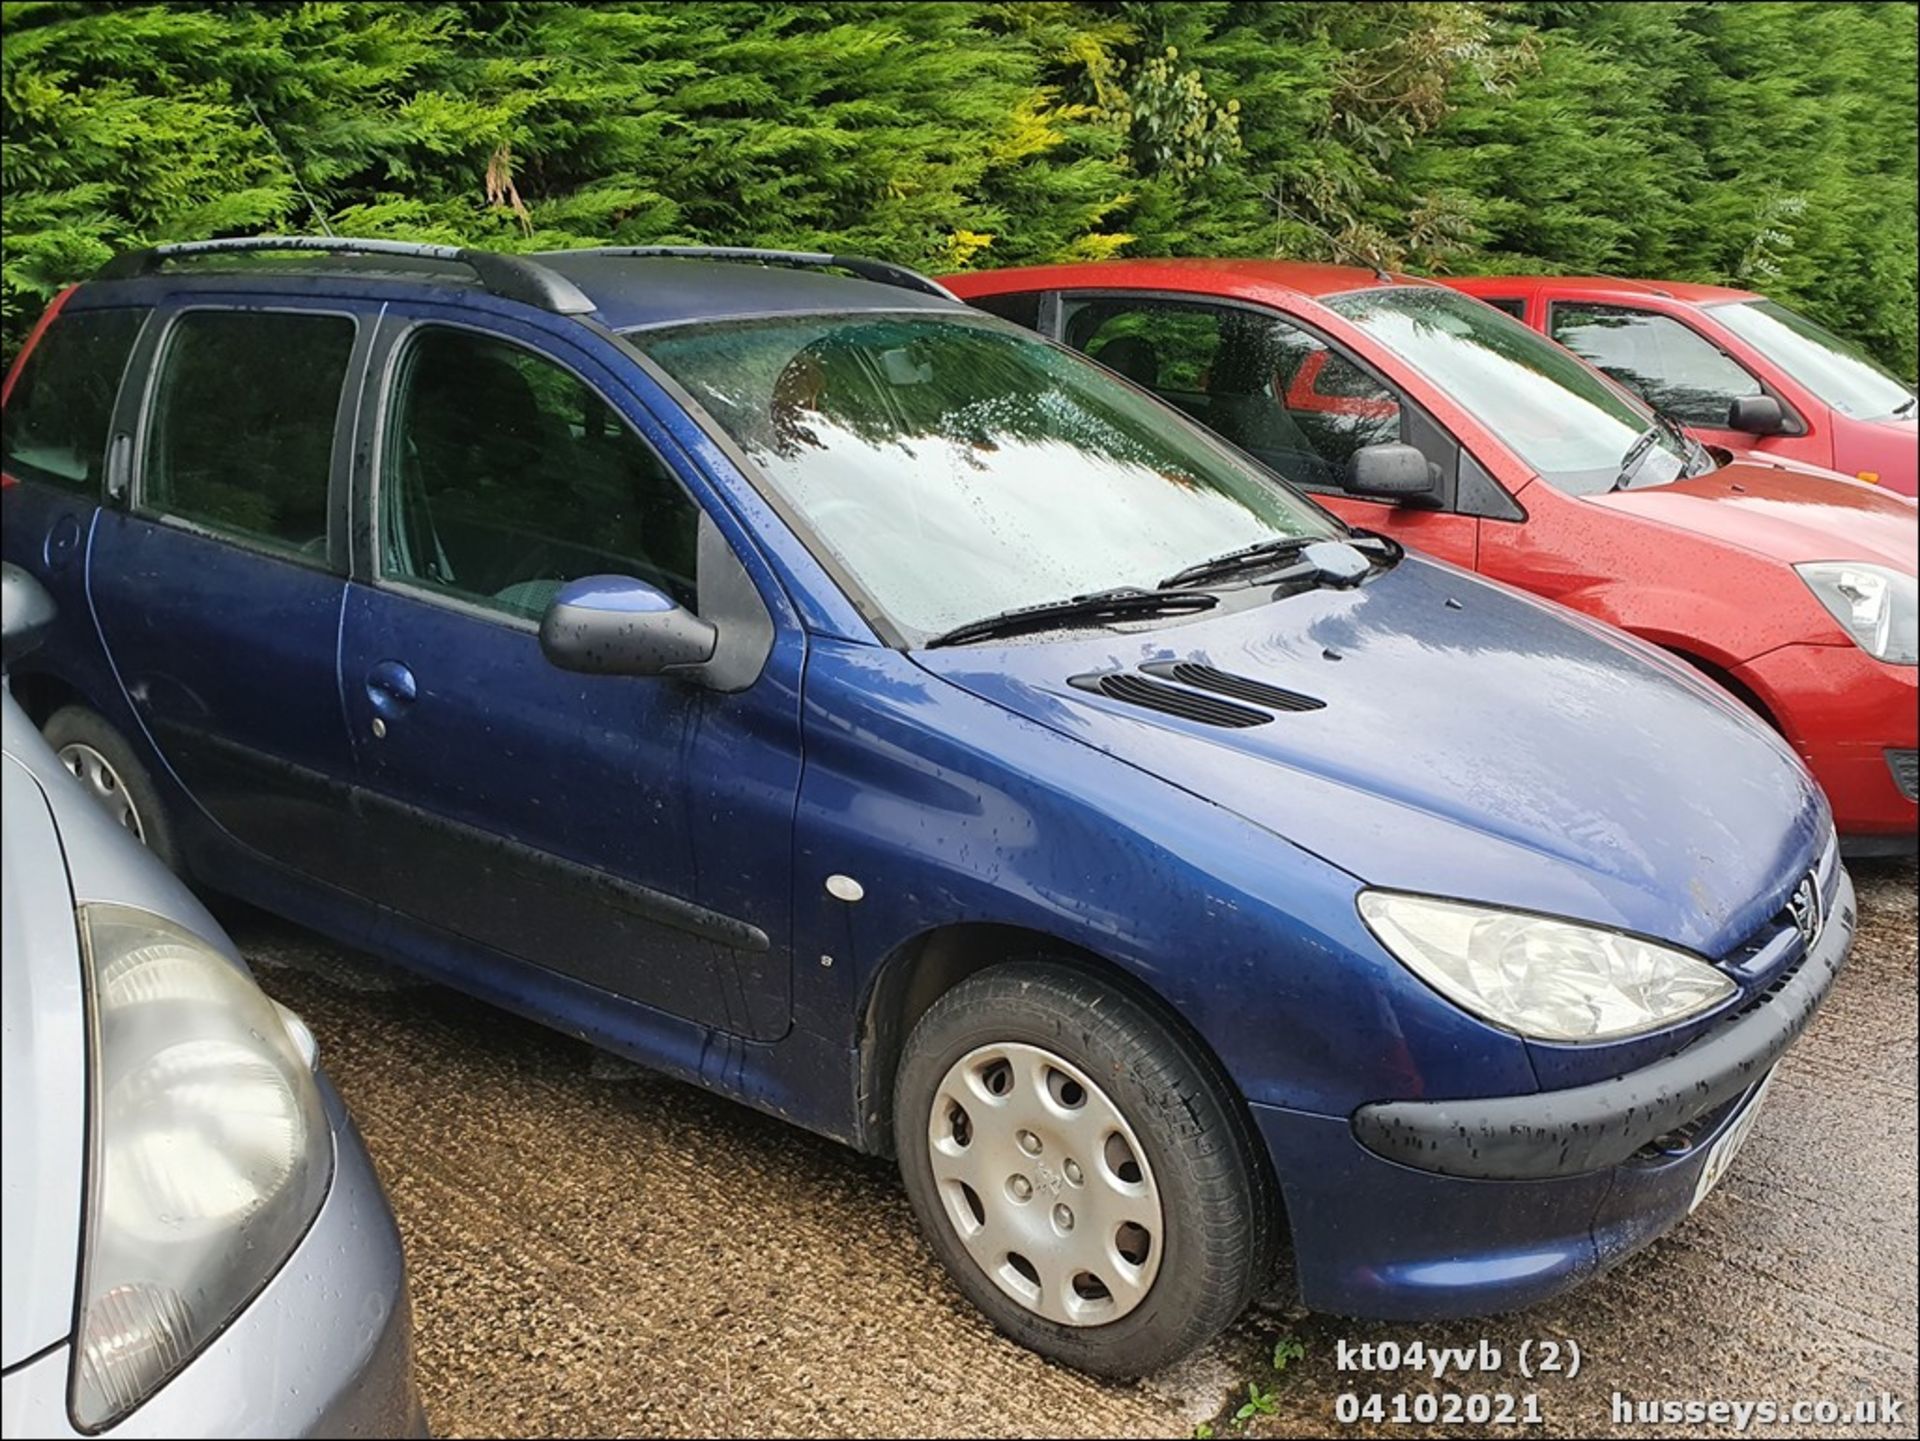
[1140,661,1325,713]
[1068,672,1272,729]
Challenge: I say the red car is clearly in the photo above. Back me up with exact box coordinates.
[945,259,1918,855]
[1445,275,1918,497]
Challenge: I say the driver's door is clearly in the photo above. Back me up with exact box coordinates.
[336,307,802,1040]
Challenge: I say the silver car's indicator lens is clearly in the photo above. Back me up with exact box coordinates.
[1795,561,1918,664]
[1358,891,1736,1043]
[71,905,330,1430]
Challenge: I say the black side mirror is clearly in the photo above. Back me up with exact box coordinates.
[1,563,56,670]
[538,575,717,679]
[1727,394,1788,436]
[1347,442,1441,504]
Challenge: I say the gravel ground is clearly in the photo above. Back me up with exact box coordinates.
[241,861,1917,1439]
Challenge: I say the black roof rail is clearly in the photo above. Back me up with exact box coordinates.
[554,245,957,301]
[95,236,598,316]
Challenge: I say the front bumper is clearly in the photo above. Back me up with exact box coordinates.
[1733,642,1917,851]
[1352,867,1854,1179]
[1256,869,1855,1319]
[0,1078,425,1439]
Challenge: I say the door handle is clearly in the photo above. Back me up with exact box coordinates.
[105,433,131,501]
[364,659,417,728]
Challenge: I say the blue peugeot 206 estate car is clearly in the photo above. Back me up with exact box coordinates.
[1,238,1853,1377]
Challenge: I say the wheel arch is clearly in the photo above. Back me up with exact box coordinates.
[7,666,90,727]
[855,920,1291,1306]
[852,922,1281,1209]
[1661,645,1787,736]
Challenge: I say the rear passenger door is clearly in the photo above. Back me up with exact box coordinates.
[335,305,802,1041]
[87,298,374,887]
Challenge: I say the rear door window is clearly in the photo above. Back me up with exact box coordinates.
[1549,302,1763,426]
[143,310,355,555]
[1478,296,1527,320]
[2,306,149,495]
[379,326,703,620]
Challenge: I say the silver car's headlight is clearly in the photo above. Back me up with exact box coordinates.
[1795,561,1917,664]
[1358,891,1735,1043]
[71,904,331,1430]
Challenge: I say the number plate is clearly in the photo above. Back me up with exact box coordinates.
[1689,1070,1776,1214]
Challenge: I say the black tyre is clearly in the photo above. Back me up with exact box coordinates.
[894,960,1272,1377]
[41,704,184,873]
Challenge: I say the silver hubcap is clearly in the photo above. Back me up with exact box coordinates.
[57,743,146,843]
[928,1042,1163,1326]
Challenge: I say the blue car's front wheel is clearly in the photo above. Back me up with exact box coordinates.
[894,960,1273,1377]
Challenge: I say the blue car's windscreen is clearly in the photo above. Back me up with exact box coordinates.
[634,313,1340,640]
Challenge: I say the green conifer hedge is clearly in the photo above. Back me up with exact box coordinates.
[3,2,1914,375]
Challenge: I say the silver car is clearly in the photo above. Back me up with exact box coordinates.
[1,566,424,1437]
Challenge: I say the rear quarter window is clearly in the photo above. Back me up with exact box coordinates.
[964,290,1044,330]
[1,306,149,496]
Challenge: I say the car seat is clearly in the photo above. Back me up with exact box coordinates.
[1091,335,1162,390]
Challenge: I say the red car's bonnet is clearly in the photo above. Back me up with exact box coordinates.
[1591,461,1919,570]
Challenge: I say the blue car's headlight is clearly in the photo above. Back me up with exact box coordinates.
[1358,891,1734,1043]
[1794,561,1917,664]
[70,905,331,1430]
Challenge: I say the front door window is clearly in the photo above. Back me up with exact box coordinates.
[1062,296,1404,493]
[1549,302,1764,427]
[381,326,703,619]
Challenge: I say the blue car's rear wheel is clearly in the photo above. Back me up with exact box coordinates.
[42,705,183,873]
[894,960,1271,1377]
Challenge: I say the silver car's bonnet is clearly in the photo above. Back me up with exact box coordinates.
[1,751,87,1366]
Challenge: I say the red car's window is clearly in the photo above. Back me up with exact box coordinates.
[1548,302,1762,428]
[1059,295,1403,493]
[1329,286,1690,496]
[1712,298,1914,421]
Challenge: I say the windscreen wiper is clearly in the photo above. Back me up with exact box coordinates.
[1341,529,1402,559]
[1611,424,1663,491]
[923,587,1219,648]
[1651,407,1713,474]
[1894,395,1916,418]
[1155,534,1322,590]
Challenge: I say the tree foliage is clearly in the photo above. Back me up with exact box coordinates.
[3,1,1913,375]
